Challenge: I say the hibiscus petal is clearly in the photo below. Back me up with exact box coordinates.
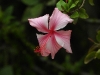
[49,8,73,31]
[46,35,61,59]
[36,33,61,59]
[36,34,50,56]
[54,30,72,53]
[28,14,49,33]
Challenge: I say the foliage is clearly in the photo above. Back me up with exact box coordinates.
[89,0,94,5]
[56,0,89,24]
[85,30,100,64]
[0,0,100,75]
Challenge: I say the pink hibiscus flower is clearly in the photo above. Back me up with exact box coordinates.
[28,8,73,59]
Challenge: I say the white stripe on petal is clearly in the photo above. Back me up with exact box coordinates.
[36,34,50,56]
[54,30,72,53]
[49,8,73,31]
[36,33,61,59]
[46,34,61,59]
[28,14,49,33]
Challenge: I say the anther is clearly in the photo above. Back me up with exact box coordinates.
[34,46,41,53]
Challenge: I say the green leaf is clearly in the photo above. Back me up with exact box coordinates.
[21,0,39,6]
[56,0,68,12]
[2,16,14,24]
[0,66,14,75]
[89,0,94,5]
[96,30,100,42]
[22,7,32,22]
[22,4,44,22]
[4,6,13,16]
[56,0,63,11]
[70,11,79,18]
[2,6,14,24]
[78,8,89,19]
[88,44,99,53]
[58,72,64,75]
[67,0,72,7]
[69,4,76,9]
[30,4,44,17]
[47,0,56,6]
[68,0,79,10]
[73,18,78,24]
[95,49,100,59]
[74,0,80,5]
[84,51,96,64]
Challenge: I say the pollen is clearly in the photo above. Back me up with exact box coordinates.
[34,46,41,53]
[34,43,46,54]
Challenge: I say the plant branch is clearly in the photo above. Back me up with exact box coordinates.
[88,38,97,44]
[79,0,86,9]
[71,0,86,13]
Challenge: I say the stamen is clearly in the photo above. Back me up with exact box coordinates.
[34,43,46,54]
[34,46,41,53]
[34,34,51,55]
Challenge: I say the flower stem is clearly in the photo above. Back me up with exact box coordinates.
[88,38,97,44]
[71,0,86,13]
[79,0,86,9]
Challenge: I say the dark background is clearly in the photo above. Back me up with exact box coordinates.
[0,0,100,75]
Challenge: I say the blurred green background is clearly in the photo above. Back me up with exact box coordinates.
[0,0,100,75]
